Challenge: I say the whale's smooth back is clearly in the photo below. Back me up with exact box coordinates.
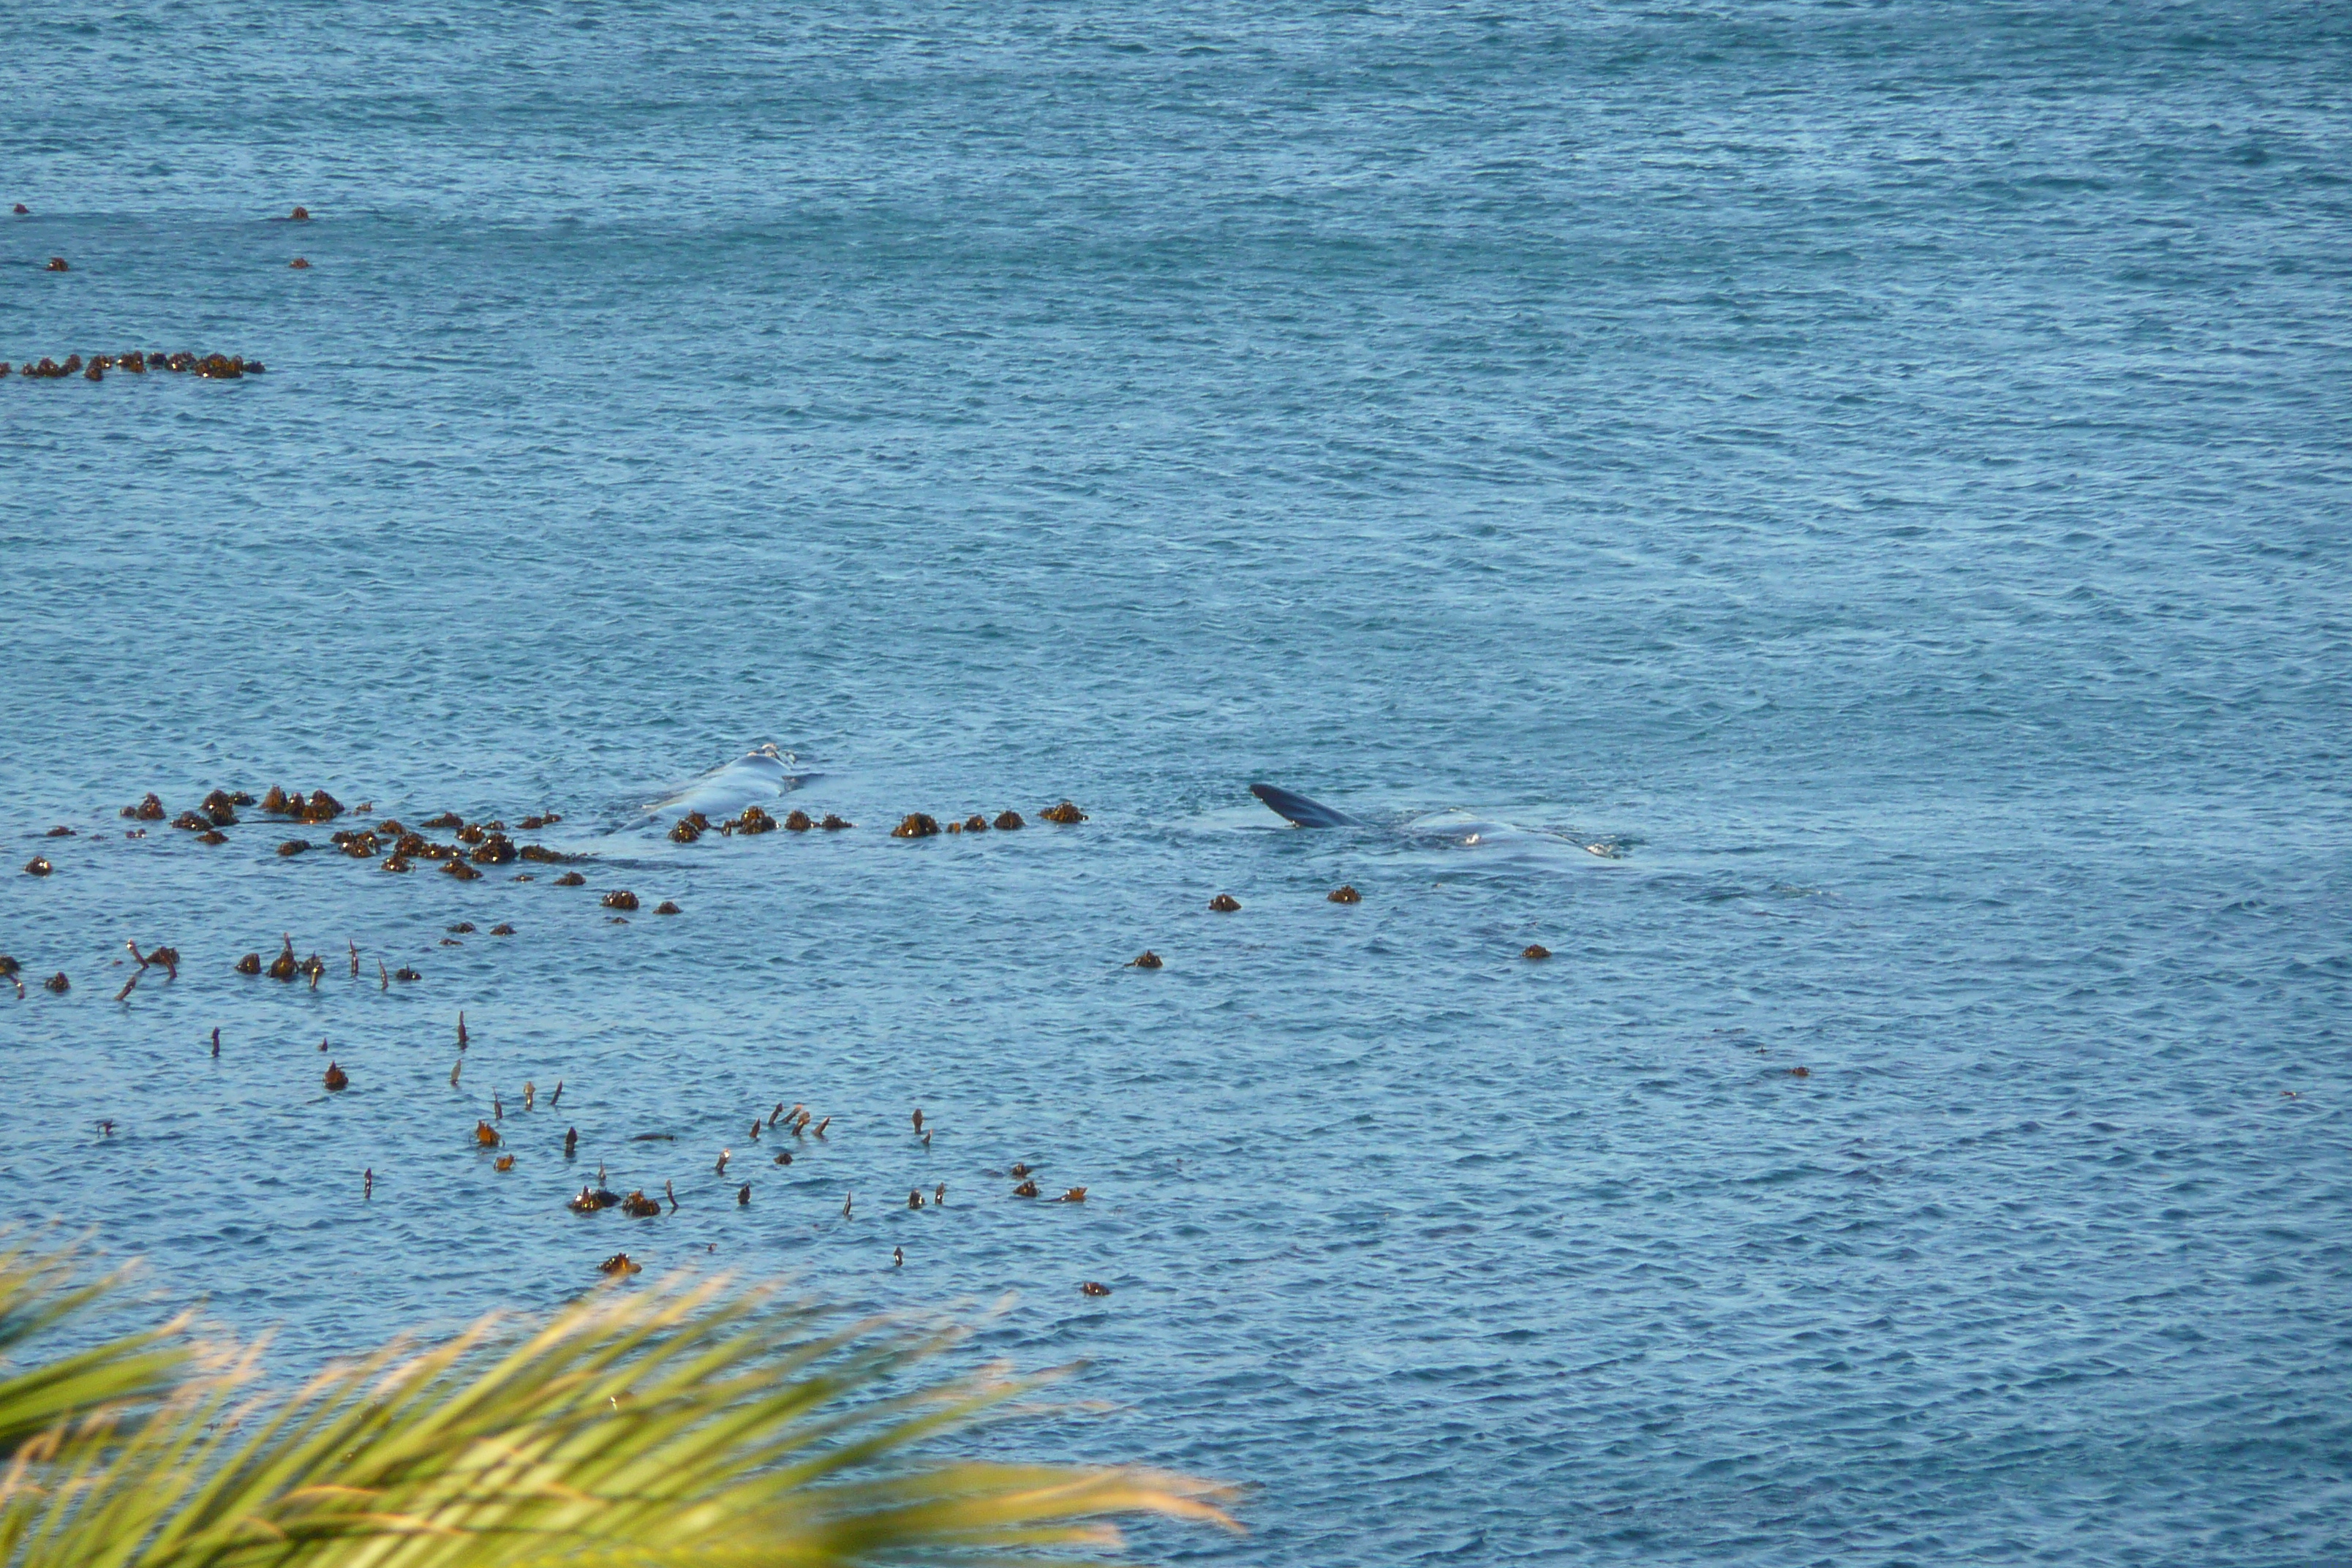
[1250,783,1365,829]
[647,745,804,818]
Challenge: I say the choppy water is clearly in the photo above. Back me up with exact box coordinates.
[5,3,2351,1562]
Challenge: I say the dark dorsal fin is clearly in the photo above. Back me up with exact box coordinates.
[1250,783,1364,829]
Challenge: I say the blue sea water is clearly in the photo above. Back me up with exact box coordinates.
[4,1,2350,1561]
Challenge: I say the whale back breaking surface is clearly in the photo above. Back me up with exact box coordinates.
[645,746,805,820]
[1249,783,1366,829]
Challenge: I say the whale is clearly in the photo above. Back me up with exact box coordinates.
[1249,783,1365,829]
[1249,782,1624,858]
[644,745,808,820]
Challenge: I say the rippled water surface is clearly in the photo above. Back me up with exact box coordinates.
[4,2,2350,1562]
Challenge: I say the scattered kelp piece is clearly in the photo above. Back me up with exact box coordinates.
[601,889,639,911]
[126,794,166,821]
[341,833,380,859]
[200,789,240,825]
[42,826,72,838]
[738,805,777,834]
[0,957,17,979]
[276,840,310,856]
[820,814,853,830]
[598,1251,640,1274]
[43,972,68,992]
[197,829,227,845]
[655,900,681,915]
[518,843,565,862]
[668,816,702,843]
[1128,951,1163,969]
[393,966,421,981]
[1041,801,1087,823]
[470,834,517,865]
[960,814,990,833]
[621,1190,661,1218]
[24,856,53,876]
[443,858,481,881]
[489,923,513,935]
[381,854,412,872]
[423,812,463,829]
[323,1062,348,1091]
[992,810,1025,829]
[891,813,941,839]
[1011,1180,1040,1198]
[783,809,813,832]
[1208,894,1241,913]
[1328,885,1362,904]
[297,790,343,823]
[267,938,298,981]
[1056,1187,1088,1203]
[1520,944,1550,960]
[260,787,292,814]
[1081,1281,1112,1297]
[554,871,586,886]
[171,810,208,831]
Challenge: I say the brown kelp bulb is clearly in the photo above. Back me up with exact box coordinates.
[1012,1179,1040,1198]
[197,829,227,845]
[323,1062,348,1091]
[1328,884,1362,903]
[783,808,813,831]
[475,1120,500,1147]
[1521,943,1551,960]
[599,1253,639,1276]
[962,814,989,832]
[134,793,165,821]
[890,813,940,838]
[393,966,421,981]
[1081,1281,1112,1297]
[1128,951,1163,969]
[738,805,777,834]
[45,257,67,271]
[819,814,853,830]
[1208,894,1240,912]
[235,951,261,975]
[993,810,1025,830]
[494,1154,515,1171]
[668,816,702,843]
[380,854,412,872]
[655,900,680,915]
[276,840,309,856]
[600,889,639,911]
[290,257,309,268]
[24,856,52,876]
[290,206,310,220]
[1041,800,1087,823]
[554,871,586,886]
[489,923,513,935]
[442,859,480,881]
[1790,1066,1811,1079]
[44,972,69,993]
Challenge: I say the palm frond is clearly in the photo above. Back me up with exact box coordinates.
[0,1243,1237,1568]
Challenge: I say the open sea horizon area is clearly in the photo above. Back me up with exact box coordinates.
[3,2,2347,1564]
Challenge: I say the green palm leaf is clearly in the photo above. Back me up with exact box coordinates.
[0,1243,1236,1568]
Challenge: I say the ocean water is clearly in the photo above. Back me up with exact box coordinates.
[4,1,2350,1561]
